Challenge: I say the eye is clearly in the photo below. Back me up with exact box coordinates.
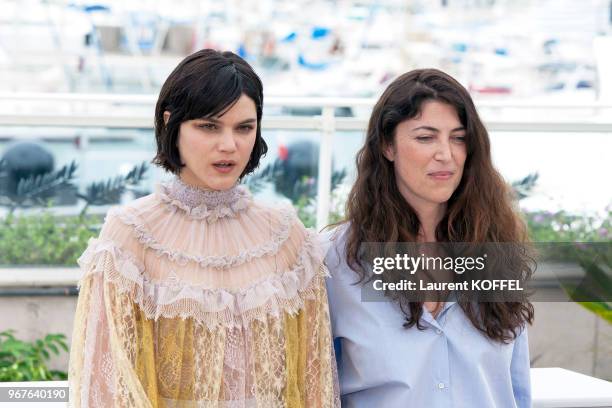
[452,135,466,143]
[237,124,255,133]
[198,123,218,130]
[416,135,434,141]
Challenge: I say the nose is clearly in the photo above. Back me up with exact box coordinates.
[433,139,452,162]
[218,130,238,152]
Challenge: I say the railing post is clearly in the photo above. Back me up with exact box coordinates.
[316,106,334,231]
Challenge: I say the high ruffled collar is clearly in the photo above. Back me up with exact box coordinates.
[156,177,252,222]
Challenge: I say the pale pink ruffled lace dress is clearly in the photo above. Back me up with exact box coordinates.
[68,177,339,408]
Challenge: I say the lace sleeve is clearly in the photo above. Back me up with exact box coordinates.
[303,265,341,407]
[69,248,152,408]
[69,264,114,407]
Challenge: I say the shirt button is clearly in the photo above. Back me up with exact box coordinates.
[438,382,445,389]
[436,329,442,335]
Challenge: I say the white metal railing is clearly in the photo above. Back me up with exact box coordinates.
[4,92,612,108]
[1,93,612,229]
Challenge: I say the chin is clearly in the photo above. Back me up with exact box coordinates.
[186,170,238,191]
[427,193,453,204]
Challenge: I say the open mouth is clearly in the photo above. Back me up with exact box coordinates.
[213,161,236,168]
[212,160,236,173]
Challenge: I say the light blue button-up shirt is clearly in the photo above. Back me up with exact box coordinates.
[323,226,531,408]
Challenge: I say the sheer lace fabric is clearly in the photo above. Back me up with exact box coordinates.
[69,180,339,407]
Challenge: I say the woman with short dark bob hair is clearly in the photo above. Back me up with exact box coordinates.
[70,49,339,407]
[152,49,268,179]
[325,68,534,407]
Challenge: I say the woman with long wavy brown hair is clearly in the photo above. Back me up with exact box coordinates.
[325,68,534,407]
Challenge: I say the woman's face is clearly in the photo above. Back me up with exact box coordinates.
[169,94,258,191]
[384,100,467,209]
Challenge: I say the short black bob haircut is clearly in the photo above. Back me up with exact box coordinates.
[153,49,267,179]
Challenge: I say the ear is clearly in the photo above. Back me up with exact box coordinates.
[163,111,179,147]
[383,142,395,162]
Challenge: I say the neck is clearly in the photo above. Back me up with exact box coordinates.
[412,201,446,242]
[156,177,251,222]
[178,171,214,191]
[166,176,244,209]
[396,183,447,242]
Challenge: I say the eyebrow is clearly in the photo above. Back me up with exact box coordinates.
[200,117,257,125]
[411,126,465,132]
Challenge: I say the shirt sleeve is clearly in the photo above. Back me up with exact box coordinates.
[323,226,355,400]
[510,326,532,408]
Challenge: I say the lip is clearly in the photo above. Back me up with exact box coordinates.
[428,171,454,180]
[212,160,236,174]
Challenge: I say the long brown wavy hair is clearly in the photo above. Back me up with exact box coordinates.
[337,68,534,343]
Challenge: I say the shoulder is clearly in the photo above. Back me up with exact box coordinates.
[249,196,296,216]
[323,223,350,258]
[322,222,356,279]
[249,198,306,232]
[97,193,159,244]
[105,192,157,218]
